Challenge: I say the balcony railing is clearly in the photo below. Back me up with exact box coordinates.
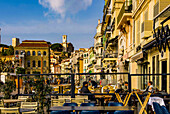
[95,42,103,47]
[96,53,103,58]
[105,53,118,58]
[117,1,132,26]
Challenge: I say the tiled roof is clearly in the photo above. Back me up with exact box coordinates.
[16,43,49,47]
[22,40,46,42]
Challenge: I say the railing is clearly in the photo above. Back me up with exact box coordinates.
[95,42,103,47]
[117,1,132,26]
[105,53,118,58]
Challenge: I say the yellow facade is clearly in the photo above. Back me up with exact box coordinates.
[15,40,50,74]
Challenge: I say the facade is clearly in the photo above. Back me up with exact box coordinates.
[15,40,50,74]
[87,47,96,73]
[12,38,20,47]
[83,49,89,73]
[94,19,103,73]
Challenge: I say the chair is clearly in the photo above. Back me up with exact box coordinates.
[71,98,85,106]
[80,103,95,106]
[160,106,170,114]
[153,102,163,114]
[107,102,124,114]
[80,103,98,114]
[20,102,38,114]
[51,99,66,106]
[0,107,20,114]
[114,110,134,114]
[80,110,100,114]
[0,100,4,107]
[18,96,29,101]
[50,110,70,114]
[108,102,124,106]
[63,103,78,106]
[58,96,71,99]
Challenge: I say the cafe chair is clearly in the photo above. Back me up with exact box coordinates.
[0,107,20,114]
[80,110,100,114]
[114,110,134,114]
[51,99,66,106]
[160,106,170,114]
[153,102,163,114]
[50,110,70,114]
[80,103,95,106]
[63,103,78,106]
[71,98,85,106]
[80,103,98,114]
[107,102,124,114]
[18,96,29,102]
[108,102,124,106]
[21,102,38,114]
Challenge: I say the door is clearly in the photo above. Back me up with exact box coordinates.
[162,61,167,92]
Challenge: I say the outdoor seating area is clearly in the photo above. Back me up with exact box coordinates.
[0,73,169,114]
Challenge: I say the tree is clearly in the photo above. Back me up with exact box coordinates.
[5,45,14,55]
[51,43,63,52]
[16,67,25,74]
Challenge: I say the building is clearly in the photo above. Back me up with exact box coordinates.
[14,40,50,74]
[12,38,20,47]
[94,19,103,73]
[83,49,89,73]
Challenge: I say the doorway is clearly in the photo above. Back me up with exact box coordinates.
[162,61,167,92]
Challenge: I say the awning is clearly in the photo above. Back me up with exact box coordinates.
[142,39,157,51]
[131,51,143,62]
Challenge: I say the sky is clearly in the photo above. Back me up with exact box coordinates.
[0,0,104,49]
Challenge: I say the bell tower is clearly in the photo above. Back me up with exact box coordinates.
[62,35,67,52]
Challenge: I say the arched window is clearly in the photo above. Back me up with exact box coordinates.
[38,51,41,56]
[27,51,30,56]
[32,60,36,67]
[43,51,46,56]
[32,51,36,56]
[15,50,19,55]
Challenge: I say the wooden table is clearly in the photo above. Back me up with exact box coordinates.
[50,106,134,111]
[3,99,25,107]
[95,95,112,106]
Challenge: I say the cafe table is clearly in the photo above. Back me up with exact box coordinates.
[3,99,25,107]
[50,106,134,112]
[95,95,112,106]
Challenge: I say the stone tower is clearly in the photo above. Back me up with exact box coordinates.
[62,35,67,52]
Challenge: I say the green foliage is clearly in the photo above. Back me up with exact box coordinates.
[2,80,16,99]
[51,43,63,52]
[16,67,25,74]
[5,45,14,55]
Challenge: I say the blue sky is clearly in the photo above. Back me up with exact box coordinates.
[0,0,104,49]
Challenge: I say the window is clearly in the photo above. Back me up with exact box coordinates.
[27,51,30,56]
[38,51,41,56]
[156,55,159,88]
[38,61,41,67]
[152,56,155,86]
[32,60,36,67]
[15,50,19,55]
[27,61,30,67]
[84,54,86,57]
[43,61,46,67]
[43,51,46,56]
[32,51,36,56]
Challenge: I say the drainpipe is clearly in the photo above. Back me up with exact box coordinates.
[41,55,43,74]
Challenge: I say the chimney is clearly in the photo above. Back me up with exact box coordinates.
[98,19,100,24]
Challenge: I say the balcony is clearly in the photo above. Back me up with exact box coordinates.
[95,42,103,47]
[96,53,103,58]
[95,65,102,69]
[153,0,170,29]
[117,1,132,29]
[103,9,112,23]
[141,20,153,39]
[105,53,118,58]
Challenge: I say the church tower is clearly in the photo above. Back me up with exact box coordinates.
[62,35,67,52]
